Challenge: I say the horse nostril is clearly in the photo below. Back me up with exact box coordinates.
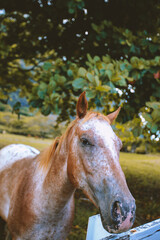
[111,201,121,221]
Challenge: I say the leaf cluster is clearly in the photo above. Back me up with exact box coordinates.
[29,54,160,136]
[0,0,160,141]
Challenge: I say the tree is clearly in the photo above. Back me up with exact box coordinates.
[0,0,160,144]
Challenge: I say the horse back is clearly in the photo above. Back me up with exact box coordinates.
[0,144,39,172]
[0,144,39,221]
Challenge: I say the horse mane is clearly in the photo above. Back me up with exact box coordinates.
[37,118,78,174]
[37,111,110,174]
[38,137,60,173]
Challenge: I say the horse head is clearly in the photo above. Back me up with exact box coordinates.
[67,92,136,233]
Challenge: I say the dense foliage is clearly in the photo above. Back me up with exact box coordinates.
[0,0,160,151]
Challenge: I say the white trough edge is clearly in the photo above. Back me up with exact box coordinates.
[86,214,160,240]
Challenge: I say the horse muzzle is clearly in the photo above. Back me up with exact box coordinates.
[100,198,136,233]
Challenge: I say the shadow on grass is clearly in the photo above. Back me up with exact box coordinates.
[126,174,160,227]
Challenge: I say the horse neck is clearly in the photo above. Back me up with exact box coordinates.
[42,133,75,208]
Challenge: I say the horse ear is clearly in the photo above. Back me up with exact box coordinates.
[76,91,88,119]
[107,107,121,124]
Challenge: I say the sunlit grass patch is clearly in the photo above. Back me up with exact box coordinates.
[120,152,160,187]
[0,133,52,151]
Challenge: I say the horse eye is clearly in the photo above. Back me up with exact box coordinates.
[81,138,93,147]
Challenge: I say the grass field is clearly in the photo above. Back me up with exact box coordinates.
[0,133,160,239]
[0,133,53,150]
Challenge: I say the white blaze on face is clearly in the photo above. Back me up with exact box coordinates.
[80,118,119,160]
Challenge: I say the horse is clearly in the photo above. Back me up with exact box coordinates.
[0,92,136,240]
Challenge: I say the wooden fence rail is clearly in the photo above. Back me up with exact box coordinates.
[86,214,160,240]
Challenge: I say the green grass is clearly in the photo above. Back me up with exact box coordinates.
[120,152,160,227]
[120,152,160,188]
[0,133,52,151]
[0,133,160,240]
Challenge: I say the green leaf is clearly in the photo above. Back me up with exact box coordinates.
[111,75,122,82]
[86,90,96,99]
[43,62,52,71]
[67,1,76,14]
[54,74,60,82]
[146,101,160,110]
[41,105,51,116]
[126,77,134,82]
[77,1,85,9]
[94,68,99,76]
[49,77,56,91]
[130,45,136,53]
[142,113,152,122]
[151,109,160,122]
[51,93,60,101]
[67,69,73,77]
[147,122,152,128]
[141,39,148,46]
[101,31,107,39]
[72,78,87,89]
[116,77,127,86]
[78,67,87,77]
[107,82,117,93]
[133,127,142,137]
[102,55,111,63]
[120,39,126,45]
[105,70,112,80]
[155,56,160,64]
[91,23,99,33]
[131,70,140,80]
[149,44,159,53]
[39,82,48,90]
[120,63,126,71]
[87,54,94,63]
[96,85,111,92]
[59,76,66,84]
[68,8,75,14]
[38,82,48,99]
[93,56,100,62]
[94,76,100,86]
[151,123,158,133]
[38,90,46,100]
[30,100,42,108]
[130,57,139,67]
[87,73,94,82]
[107,63,114,71]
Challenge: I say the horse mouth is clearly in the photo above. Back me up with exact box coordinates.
[99,212,117,233]
[99,210,135,234]
[100,216,126,234]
